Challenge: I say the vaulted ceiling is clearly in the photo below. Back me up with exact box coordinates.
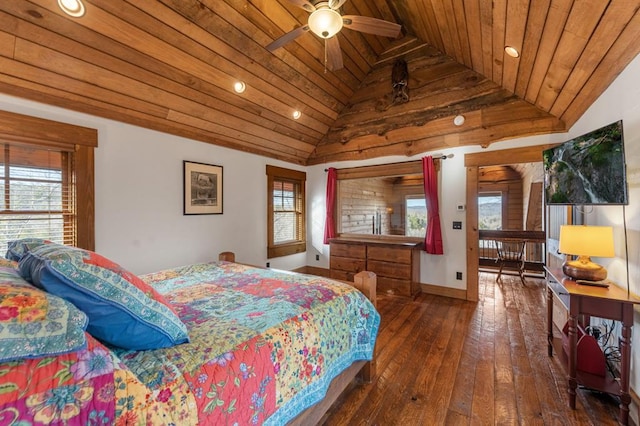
[1,1,638,165]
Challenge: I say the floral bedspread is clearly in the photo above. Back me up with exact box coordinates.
[0,261,379,425]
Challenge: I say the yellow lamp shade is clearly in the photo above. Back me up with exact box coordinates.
[559,225,614,257]
[559,225,614,281]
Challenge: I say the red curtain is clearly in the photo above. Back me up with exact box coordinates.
[423,156,444,254]
[323,167,337,244]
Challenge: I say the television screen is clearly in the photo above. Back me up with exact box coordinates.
[543,120,628,205]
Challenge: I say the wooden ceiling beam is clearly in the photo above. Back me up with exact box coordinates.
[308,113,565,164]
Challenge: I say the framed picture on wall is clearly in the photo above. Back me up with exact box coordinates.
[183,161,223,215]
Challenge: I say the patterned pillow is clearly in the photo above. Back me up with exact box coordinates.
[0,256,17,268]
[6,238,58,262]
[0,266,88,362]
[18,244,189,350]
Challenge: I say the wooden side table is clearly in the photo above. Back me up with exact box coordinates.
[545,266,640,425]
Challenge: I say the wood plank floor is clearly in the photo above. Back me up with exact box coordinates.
[323,272,621,425]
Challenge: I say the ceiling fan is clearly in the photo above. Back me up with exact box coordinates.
[266,0,401,71]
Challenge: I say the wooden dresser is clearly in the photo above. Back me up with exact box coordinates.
[329,237,422,298]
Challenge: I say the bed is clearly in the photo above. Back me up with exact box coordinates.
[0,240,379,425]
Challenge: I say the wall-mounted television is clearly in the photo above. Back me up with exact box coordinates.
[543,120,628,205]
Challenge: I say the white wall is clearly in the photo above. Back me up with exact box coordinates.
[0,95,306,274]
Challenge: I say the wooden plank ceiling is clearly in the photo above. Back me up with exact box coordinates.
[0,1,638,165]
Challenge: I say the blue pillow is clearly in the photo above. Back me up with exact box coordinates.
[6,238,58,262]
[18,244,189,350]
[0,266,88,362]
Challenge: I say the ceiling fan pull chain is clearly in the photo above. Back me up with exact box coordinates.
[324,39,328,74]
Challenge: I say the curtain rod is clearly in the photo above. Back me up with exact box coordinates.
[324,154,453,172]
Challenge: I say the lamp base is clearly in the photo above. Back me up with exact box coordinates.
[562,256,608,281]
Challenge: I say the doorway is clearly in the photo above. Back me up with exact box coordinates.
[464,144,556,301]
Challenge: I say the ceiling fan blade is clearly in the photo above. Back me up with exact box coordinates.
[329,0,347,9]
[266,25,310,51]
[342,15,401,38]
[325,36,343,71]
[286,0,316,13]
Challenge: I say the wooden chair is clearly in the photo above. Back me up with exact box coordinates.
[494,239,526,284]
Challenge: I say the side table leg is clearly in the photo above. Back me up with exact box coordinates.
[567,312,577,409]
[619,322,631,425]
[547,286,553,357]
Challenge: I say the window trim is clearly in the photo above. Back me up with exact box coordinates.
[0,110,96,250]
[266,165,306,259]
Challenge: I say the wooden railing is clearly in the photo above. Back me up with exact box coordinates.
[479,230,546,273]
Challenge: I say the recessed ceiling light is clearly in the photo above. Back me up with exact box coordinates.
[505,46,520,58]
[58,0,85,17]
[292,110,302,120]
[453,115,465,126]
[233,81,246,94]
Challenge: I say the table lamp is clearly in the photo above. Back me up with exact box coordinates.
[558,225,614,281]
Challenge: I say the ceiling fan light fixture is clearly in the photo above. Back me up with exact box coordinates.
[308,6,343,39]
[504,46,520,58]
[58,0,85,17]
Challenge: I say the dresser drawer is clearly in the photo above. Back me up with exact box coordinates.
[330,256,366,273]
[330,243,366,259]
[367,246,412,264]
[367,260,411,280]
[377,276,413,296]
[330,270,353,282]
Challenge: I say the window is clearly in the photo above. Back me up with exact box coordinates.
[0,109,96,253]
[405,195,427,237]
[266,165,306,258]
[0,145,75,253]
[478,192,503,230]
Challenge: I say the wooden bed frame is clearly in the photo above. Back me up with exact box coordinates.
[217,252,377,425]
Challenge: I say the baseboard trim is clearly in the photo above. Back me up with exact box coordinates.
[298,267,468,300]
[294,266,332,278]
[420,283,467,300]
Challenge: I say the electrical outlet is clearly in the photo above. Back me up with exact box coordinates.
[456,272,463,280]
[453,221,462,230]
[315,254,320,261]
[266,262,270,268]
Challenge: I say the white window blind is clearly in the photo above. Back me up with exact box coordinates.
[0,144,76,255]
[266,165,306,259]
[273,180,303,244]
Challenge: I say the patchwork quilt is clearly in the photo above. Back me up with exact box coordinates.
[0,261,379,425]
